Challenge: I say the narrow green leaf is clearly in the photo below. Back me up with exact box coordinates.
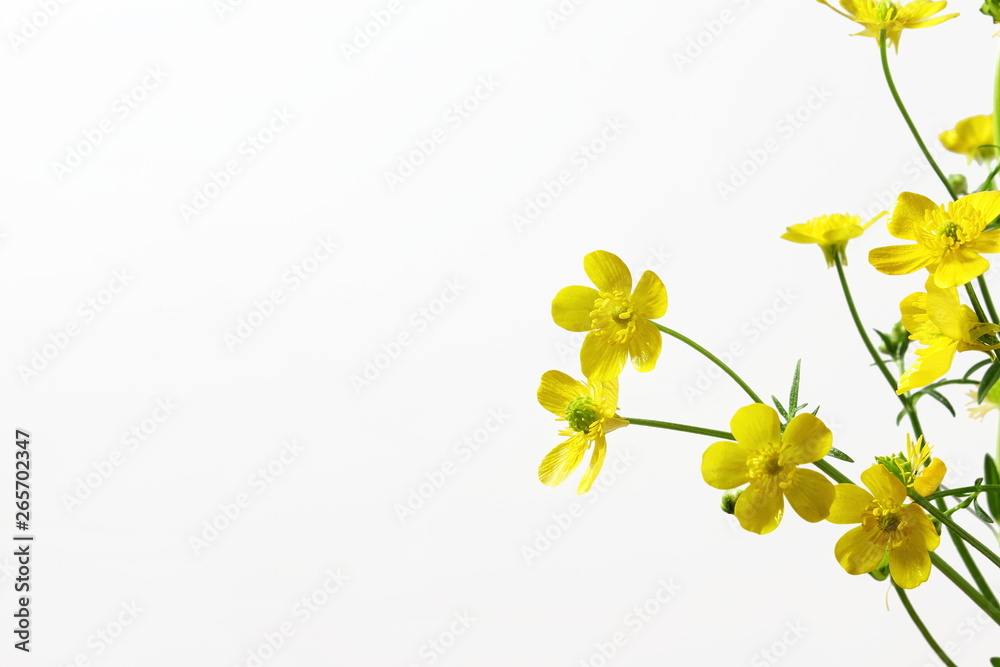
[965,358,992,380]
[977,361,1000,403]
[827,446,855,463]
[771,396,788,420]
[918,388,956,418]
[788,360,802,419]
[896,408,907,426]
[973,496,995,524]
[985,454,1000,522]
[874,328,894,354]
[811,405,820,416]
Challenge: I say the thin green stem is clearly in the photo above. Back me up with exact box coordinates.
[979,276,999,323]
[894,584,959,667]
[653,323,763,404]
[812,458,853,485]
[949,525,999,609]
[924,485,1000,501]
[834,254,923,438]
[622,418,734,441]
[966,283,990,325]
[912,494,1000,569]
[930,553,1000,626]
[879,30,957,200]
[976,160,1000,193]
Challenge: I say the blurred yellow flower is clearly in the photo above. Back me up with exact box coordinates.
[536,370,628,494]
[940,114,996,164]
[967,383,1000,420]
[816,0,958,51]
[552,250,667,381]
[782,212,885,268]
[701,404,835,535]
[896,276,1000,393]
[828,464,940,589]
[869,191,1000,288]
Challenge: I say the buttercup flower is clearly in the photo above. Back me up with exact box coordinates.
[868,191,1000,288]
[552,250,667,381]
[940,114,996,164]
[536,370,628,494]
[828,464,941,589]
[701,404,835,535]
[967,382,1000,420]
[877,434,947,496]
[782,211,885,268]
[896,276,1000,393]
[816,1,958,51]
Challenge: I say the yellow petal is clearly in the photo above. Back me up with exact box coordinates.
[577,437,606,494]
[780,413,832,465]
[592,377,619,415]
[932,249,989,288]
[868,243,933,276]
[584,250,631,293]
[897,339,958,394]
[835,526,886,575]
[861,464,907,504]
[537,370,587,415]
[899,290,927,335]
[730,404,781,449]
[783,468,835,522]
[580,334,627,381]
[966,229,1000,254]
[827,483,873,524]
[632,270,667,319]
[552,286,599,332]
[901,503,941,551]
[890,192,938,240]
[888,540,932,589]
[734,483,784,535]
[538,435,588,487]
[913,458,947,496]
[627,319,662,373]
[700,440,750,489]
[924,280,965,341]
[958,191,1000,227]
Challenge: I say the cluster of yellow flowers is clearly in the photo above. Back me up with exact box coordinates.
[534,4,1000,630]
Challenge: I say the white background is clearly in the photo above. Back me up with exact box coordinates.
[2,0,1000,665]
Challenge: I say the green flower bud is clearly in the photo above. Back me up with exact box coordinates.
[948,173,968,197]
[981,0,1000,23]
[721,489,743,515]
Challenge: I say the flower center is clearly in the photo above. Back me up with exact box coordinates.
[861,498,908,548]
[939,220,959,241]
[876,1,899,21]
[590,290,638,344]
[565,396,600,434]
[746,444,786,486]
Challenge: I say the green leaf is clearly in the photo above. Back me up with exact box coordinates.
[917,388,955,418]
[965,358,992,380]
[788,360,802,419]
[874,328,894,355]
[811,405,820,416]
[771,396,788,420]
[973,496,994,525]
[978,361,1000,404]
[827,446,854,463]
[896,408,907,426]
[989,657,1000,667]
[985,454,1000,522]
[982,0,1000,23]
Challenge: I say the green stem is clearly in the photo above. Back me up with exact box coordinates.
[930,552,1000,626]
[949,525,999,609]
[621,417,734,441]
[925,485,1000,501]
[652,323,763,404]
[834,254,923,438]
[894,584,959,667]
[879,30,957,200]
[966,282,990,325]
[813,458,853,485]
[976,160,1000,193]
[912,494,1000,570]
[979,276,999,324]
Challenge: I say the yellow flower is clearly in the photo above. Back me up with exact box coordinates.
[782,211,885,268]
[828,464,940,589]
[879,435,947,495]
[940,114,996,165]
[816,1,958,52]
[896,276,1000,393]
[967,383,1000,420]
[552,250,667,381]
[868,191,1000,288]
[536,370,628,494]
[701,404,835,535]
